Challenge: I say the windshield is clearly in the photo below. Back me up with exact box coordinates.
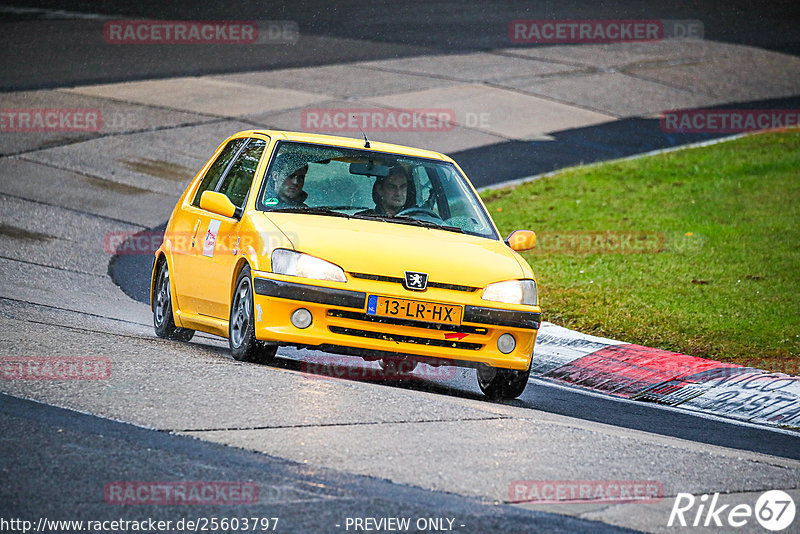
[256,141,499,240]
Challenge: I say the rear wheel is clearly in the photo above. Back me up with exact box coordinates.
[229,265,277,364]
[153,260,194,342]
[476,364,530,400]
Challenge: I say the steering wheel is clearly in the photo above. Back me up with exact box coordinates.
[396,206,442,220]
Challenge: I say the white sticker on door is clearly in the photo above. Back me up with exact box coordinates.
[202,219,222,258]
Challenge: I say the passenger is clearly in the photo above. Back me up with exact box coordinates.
[359,165,414,217]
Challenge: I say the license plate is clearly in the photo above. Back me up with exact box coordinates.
[366,295,462,325]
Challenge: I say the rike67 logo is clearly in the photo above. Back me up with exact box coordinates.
[668,490,795,531]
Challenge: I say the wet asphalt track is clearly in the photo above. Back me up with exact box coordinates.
[1,394,633,533]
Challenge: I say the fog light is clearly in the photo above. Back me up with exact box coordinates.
[291,308,312,329]
[497,333,516,354]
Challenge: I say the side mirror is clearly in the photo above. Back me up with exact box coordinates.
[505,230,536,251]
[200,191,238,218]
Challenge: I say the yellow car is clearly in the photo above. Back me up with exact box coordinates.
[151,130,540,399]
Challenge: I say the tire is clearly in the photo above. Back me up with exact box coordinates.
[229,265,277,364]
[153,260,194,342]
[476,363,530,400]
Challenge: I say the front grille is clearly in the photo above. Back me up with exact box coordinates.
[328,309,488,335]
[349,272,478,293]
[329,326,482,350]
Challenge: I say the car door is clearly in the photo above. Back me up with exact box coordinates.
[170,136,248,317]
[190,137,268,320]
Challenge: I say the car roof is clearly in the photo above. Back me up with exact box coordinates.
[235,129,452,162]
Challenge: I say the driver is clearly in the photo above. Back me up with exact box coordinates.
[360,165,412,217]
[275,165,309,208]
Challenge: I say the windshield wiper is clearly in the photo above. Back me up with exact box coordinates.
[352,213,464,234]
[398,217,464,234]
[268,208,464,234]
[267,206,351,218]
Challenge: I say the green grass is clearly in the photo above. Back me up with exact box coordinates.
[482,130,800,372]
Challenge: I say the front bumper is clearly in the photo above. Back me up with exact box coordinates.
[252,273,540,371]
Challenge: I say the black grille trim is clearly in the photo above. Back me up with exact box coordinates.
[329,326,482,350]
[253,278,366,309]
[349,272,478,293]
[327,309,488,335]
[463,306,541,330]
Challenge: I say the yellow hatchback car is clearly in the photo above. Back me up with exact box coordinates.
[151,130,540,399]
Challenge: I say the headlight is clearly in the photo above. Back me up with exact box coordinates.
[482,279,537,306]
[271,249,347,282]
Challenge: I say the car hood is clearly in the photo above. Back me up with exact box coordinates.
[261,212,526,287]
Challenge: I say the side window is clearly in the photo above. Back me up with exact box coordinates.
[191,138,247,207]
[217,139,267,208]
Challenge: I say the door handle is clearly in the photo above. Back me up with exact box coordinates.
[191,220,200,248]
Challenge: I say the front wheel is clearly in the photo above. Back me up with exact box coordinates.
[153,260,194,342]
[476,364,530,400]
[229,265,277,364]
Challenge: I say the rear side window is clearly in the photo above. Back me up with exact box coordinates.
[192,137,247,207]
[217,139,267,208]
